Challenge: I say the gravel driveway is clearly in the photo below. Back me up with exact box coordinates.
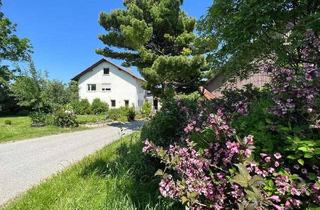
[0,121,143,206]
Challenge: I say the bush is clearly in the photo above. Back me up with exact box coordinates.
[127,107,136,121]
[71,99,91,115]
[141,101,152,117]
[142,36,320,209]
[107,107,135,122]
[30,111,47,127]
[141,95,199,148]
[91,98,108,114]
[107,108,122,121]
[53,109,78,128]
[4,119,12,125]
[143,108,320,209]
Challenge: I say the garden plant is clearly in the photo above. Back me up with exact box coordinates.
[143,32,320,209]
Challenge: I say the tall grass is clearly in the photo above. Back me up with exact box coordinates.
[4,133,180,210]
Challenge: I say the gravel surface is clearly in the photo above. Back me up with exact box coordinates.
[0,121,143,206]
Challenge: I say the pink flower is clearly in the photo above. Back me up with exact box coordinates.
[269,195,281,202]
[274,153,282,159]
[265,156,271,162]
[142,140,156,153]
[244,135,254,145]
[291,187,301,196]
[273,204,284,210]
[268,167,275,173]
[244,149,252,157]
[285,200,291,208]
[274,161,280,167]
[260,153,268,158]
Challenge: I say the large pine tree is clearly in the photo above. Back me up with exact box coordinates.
[97,0,206,97]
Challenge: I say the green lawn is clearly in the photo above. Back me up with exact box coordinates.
[77,114,108,124]
[0,116,87,143]
[3,133,179,210]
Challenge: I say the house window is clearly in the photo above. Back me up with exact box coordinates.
[124,100,129,107]
[111,100,116,107]
[87,84,96,91]
[103,68,110,75]
[102,83,111,92]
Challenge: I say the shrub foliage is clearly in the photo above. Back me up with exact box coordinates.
[53,109,79,128]
[91,98,108,115]
[142,33,320,209]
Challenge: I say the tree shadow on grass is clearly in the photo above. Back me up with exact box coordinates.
[80,134,182,210]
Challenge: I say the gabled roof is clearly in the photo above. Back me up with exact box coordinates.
[72,58,145,82]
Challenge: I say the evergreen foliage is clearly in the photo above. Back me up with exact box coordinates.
[97,0,206,97]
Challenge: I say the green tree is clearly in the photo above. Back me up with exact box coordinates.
[199,0,320,78]
[10,62,46,111]
[97,0,206,97]
[42,80,70,111]
[67,80,79,102]
[0,0,31,113]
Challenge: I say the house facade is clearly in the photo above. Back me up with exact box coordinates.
[72,58,156,110]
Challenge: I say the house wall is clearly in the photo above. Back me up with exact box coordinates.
[77,62,146,109]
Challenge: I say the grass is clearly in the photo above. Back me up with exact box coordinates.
[0,116,87,143]
[3,133,180,210]
[77,114,108,124]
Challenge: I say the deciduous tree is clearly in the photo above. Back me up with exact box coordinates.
[0,0,31,113]
[199,0,320,78]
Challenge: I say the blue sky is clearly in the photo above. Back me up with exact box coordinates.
[3,0,212,82]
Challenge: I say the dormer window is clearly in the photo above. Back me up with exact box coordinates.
[103,68,110,75]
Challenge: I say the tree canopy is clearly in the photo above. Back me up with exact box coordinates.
[0,0,31,84]
[199,0,320,78]
[0,0,31,113]
[97,0,206,97]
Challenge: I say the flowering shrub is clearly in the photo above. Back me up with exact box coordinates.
[211,84,262,118]
[143,110,320,209]
[141,95,199,148]
[267,31,320,127]
[141,30,320,209]
[53,108,78,128]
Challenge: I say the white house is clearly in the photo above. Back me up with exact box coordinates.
[72,58,158,110]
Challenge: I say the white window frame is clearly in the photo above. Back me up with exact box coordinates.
[87,84,97,92]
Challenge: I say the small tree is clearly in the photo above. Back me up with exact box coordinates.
[42,80,70,112]
[67,80,79,102]
[91,98,108,114]
[11,62,46,111]
[141,101,152,117]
